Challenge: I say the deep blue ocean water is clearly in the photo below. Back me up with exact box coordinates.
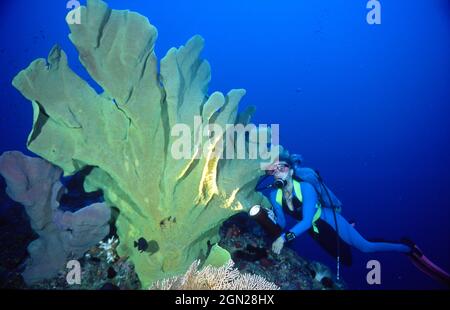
[0,0,449,289]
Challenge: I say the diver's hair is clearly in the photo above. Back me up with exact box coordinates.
[278,149,292,166]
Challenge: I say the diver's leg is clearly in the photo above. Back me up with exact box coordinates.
[320,209,410,253]
[320,210,450,286]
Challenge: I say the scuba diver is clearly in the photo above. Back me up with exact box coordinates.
[255,149,450,287]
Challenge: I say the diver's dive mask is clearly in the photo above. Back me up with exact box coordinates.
[267,162,290,175]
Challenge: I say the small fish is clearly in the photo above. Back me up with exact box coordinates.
[134,237,148,253]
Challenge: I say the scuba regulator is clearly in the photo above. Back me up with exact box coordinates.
[273,178,287,189]
[255,175,288,191]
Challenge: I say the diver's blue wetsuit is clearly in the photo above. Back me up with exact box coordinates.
[269,182,411,254]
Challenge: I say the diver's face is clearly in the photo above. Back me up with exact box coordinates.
[272,162,292,180]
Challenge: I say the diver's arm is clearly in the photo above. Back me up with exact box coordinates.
[287,182,317,238]
[270,189,288,255]
[269,189,286,229]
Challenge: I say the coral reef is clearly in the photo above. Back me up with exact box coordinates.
[0,205,344,290]
[0,151,111,284]
[307,261,334,288]
[12,0,272,286]
[150,259,279,290]
[27,248,140,290]
[98,236,119,263]
[219,213,346,290]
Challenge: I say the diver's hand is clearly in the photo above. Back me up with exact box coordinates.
[272,236,285,255]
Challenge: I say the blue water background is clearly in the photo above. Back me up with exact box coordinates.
[0,0,449,289]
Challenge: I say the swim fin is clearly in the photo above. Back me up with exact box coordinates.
[402,238,450,287]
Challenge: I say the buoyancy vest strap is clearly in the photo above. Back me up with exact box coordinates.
[275,180,321,233]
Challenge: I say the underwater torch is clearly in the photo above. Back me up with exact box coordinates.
[249,205,282,238]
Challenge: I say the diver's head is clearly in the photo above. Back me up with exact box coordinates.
[270,162,292,181]
[267,149,294,187]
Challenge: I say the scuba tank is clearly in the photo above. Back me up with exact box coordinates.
[293,167,342,213]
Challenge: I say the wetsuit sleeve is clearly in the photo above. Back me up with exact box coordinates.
[289,182,318,237]
[269,189,286,229]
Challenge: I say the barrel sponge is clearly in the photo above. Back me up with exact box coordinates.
[0,151,111,284]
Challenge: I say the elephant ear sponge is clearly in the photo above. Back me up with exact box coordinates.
[12,0,274,287]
